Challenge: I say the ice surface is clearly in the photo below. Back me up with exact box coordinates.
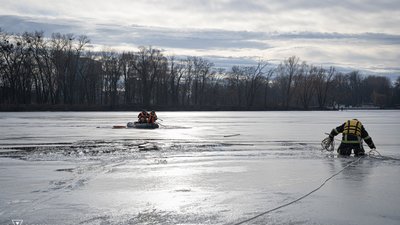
[0,111,399,225]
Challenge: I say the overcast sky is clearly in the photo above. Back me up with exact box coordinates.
[1,0,399,76]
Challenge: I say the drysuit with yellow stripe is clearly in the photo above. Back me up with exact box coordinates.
[329,119,376,156]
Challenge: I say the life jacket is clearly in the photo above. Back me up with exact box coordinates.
[343,119,362,137]
[138,112,148,118]
[148,113,157,123]
[138,112,148,122]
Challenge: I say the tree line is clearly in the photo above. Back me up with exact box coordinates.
[1,29,399,110]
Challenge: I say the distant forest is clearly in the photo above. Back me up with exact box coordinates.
[1,29,399,111]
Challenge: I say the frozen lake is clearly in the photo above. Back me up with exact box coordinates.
[0,111,399,225]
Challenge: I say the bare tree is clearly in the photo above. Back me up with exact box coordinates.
[244,61,269,108]
[131,46,167,107]
[277,56,301,109]
[0,31,34,104]
[181,57,194,106]
[229,66,245,107]
[168,56,186,106]
[348,71,363,106]
[315,66,335,109]
[101,51,122,105]
[1,28,399,110]
[296,64,317,109]
[263,67,275,108]
[189,57,214,106]
[50,33,75,104]
[120,52,137,104]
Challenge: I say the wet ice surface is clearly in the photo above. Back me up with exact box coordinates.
[0,111,399,225]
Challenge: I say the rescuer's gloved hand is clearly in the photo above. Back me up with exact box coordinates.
[328,135,334,142]
[369,143,376,149]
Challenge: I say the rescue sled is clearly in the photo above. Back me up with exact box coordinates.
[127,122,159,129]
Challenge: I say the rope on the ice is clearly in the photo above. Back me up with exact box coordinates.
[231,157,362,225]
[321,136,335,152]
[321,132,339,152]
[368,149,400,161]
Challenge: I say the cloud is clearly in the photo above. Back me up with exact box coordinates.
[0,15,271,50]
[273,32,400,43]
[2,15,399,47]
[1,0,400,32]
[0,15,76,33]
[0,0,399,77]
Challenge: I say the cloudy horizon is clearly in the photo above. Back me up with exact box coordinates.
[1,0,399,77]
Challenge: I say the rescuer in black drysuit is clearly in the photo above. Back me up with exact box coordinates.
[329,119,376,156]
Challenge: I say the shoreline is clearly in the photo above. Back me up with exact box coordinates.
[0,104,395,112]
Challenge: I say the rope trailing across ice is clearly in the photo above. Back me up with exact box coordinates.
[321,136,335,151]
[231,145,400,225]
[231,157,363,225]
[368,149,400,161]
